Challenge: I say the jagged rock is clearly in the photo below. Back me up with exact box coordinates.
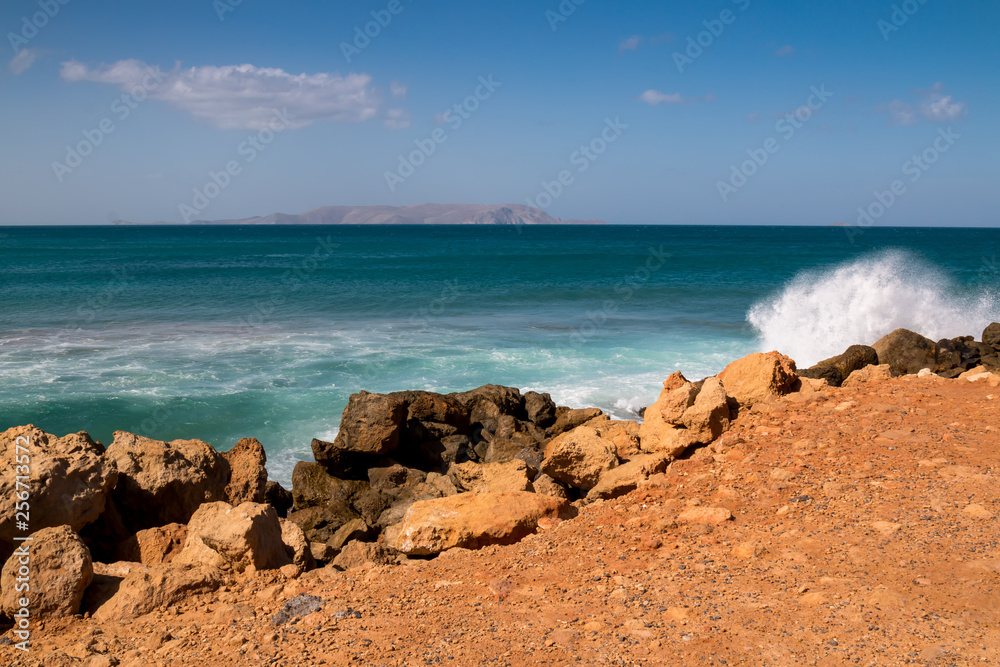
[0,426,117,563]
[449,459,534,494]
[799,345,879,387]
[514,446,545,474]
[368,463,427,491]
[450,385,527,430]
[680,377,731,444]
[1,526,93,618]
[546,407,604,439]
[399,391,470,431]
[843,364,893,386]
[279,518,315,571]
[531,474,570,499]
[983,322,1000,349]
[105,431,228,532]
[291,462,369,511]
[588,454,671,501]
[221,437,267,505]
[115,523,187,565]
[309,541,336,564]
[872,329,937,376]
[331,540,395,570]
[390,492,568,555]
[373,476,456,529]
[271,594,323,626]
[638,381,702,457]
[320,391,409,462]
[174,501,291,572]
[308,438,377,479]
[93,563,223,622]
[524,391,557,428]
[718,351,798,407]
[265,480,293,518]
[540,423,619,490]
[327,518,376,550]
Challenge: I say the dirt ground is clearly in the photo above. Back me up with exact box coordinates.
[6,374,999,666]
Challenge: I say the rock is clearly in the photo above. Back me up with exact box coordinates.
[531,474,570,499]
[309,541,336,564]
[265,480,293,518]
[449,459,534,494]
[279,519,315,571]
[546,407,605,439]
[221,437,267,505]
[962,371,1000,387]
[81,561,149,615]
[799,345,879,387]
[513,447,544,474]
[917,368,937,378]
[540,423,619,490]
[0,426,117,563]
[680,377,730,444]
[368,463,426,491]
[983,323,1000,349]
[842,364,893,387]
[587,454,671,501]
[718,351,798,407]
[319,391,409,462]
[872,329,937,376]
[1,525,93,618]
[638,383,701,457]
[662,371,690,392]
[390,492,568,555]
[105,431,228,532]
[586,416,642,459]
[271,594,323,626]
[174,501,291,572]
[962,503,994,520]
[523,391,557,428]
[327,518,376,550]
[93,563,223,622]
[677,507,733,525]
[291,462,369,511]
[450,385,527,430]
[331,540,395,570]
[115,523,187,565]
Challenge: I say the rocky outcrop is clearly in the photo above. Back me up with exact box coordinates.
[540,422,619,491]
[174,501,291,572]
[639,374,733,457]
[718,352,798,407]
[93,563,223,622]
[105,432,228,532]
[799,345,879,387]
[0,426,117,563]
[222,437,268,505]
[390,492,568,556]
[1,525,93,618]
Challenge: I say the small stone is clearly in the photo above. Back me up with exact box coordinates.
[271,595,323,626]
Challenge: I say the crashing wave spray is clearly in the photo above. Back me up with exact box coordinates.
[748,250,999,368]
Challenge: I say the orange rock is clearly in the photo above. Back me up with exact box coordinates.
[677,507,733,525]
[718,351,798,408]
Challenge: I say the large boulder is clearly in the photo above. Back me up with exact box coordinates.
[450,385,527,430]
[523,391,557,428]
[680,377,731,444]
[389,492,568,555]
[983,323,1000,349]
[588,454,671,501]
[221,437,267,505]
[449,459,534,494]
[174,501,291,572]
[540,422,620,490]
[638,376,722,457]
[799,345,879,387]
[546,407,604,439]
[105,431,228,532]
[718,351,798,407]
[1,525,93,618]
[279,518,315,571]
[872,329,937,376]
[0,426,117,563]
[843,363,893,386]
[320,391,409,461]
[291,462,369,511]
[93,563,223,622]
[115,523,187,565]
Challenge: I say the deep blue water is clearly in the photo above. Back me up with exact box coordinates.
[1,224,997,485]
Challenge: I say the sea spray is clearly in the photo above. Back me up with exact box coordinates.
[748,250,1000,367]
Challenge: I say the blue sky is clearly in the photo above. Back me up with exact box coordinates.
[0,0,997,225]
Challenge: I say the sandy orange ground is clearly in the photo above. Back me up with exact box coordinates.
[6,374,999,666]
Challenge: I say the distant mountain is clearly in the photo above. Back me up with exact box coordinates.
[113,204,606,226]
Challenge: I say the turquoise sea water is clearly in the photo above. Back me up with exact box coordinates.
[1,225,998,485]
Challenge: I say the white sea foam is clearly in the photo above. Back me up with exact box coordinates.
[748,250,999,368]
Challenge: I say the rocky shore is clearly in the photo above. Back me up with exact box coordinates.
[2,325,999,666]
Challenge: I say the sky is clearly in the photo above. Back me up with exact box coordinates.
[0,0,997,226]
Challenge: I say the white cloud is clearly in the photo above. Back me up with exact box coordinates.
[775,45,795,57]
[639,89,713,106]
[9,48,42,75]
[60,59,386,130]
[619,35,643,52]
[879,83,967,126]
[384,108,411,130]
[390,81,408,99]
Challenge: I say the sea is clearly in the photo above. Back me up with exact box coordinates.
[1,224,998,486]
